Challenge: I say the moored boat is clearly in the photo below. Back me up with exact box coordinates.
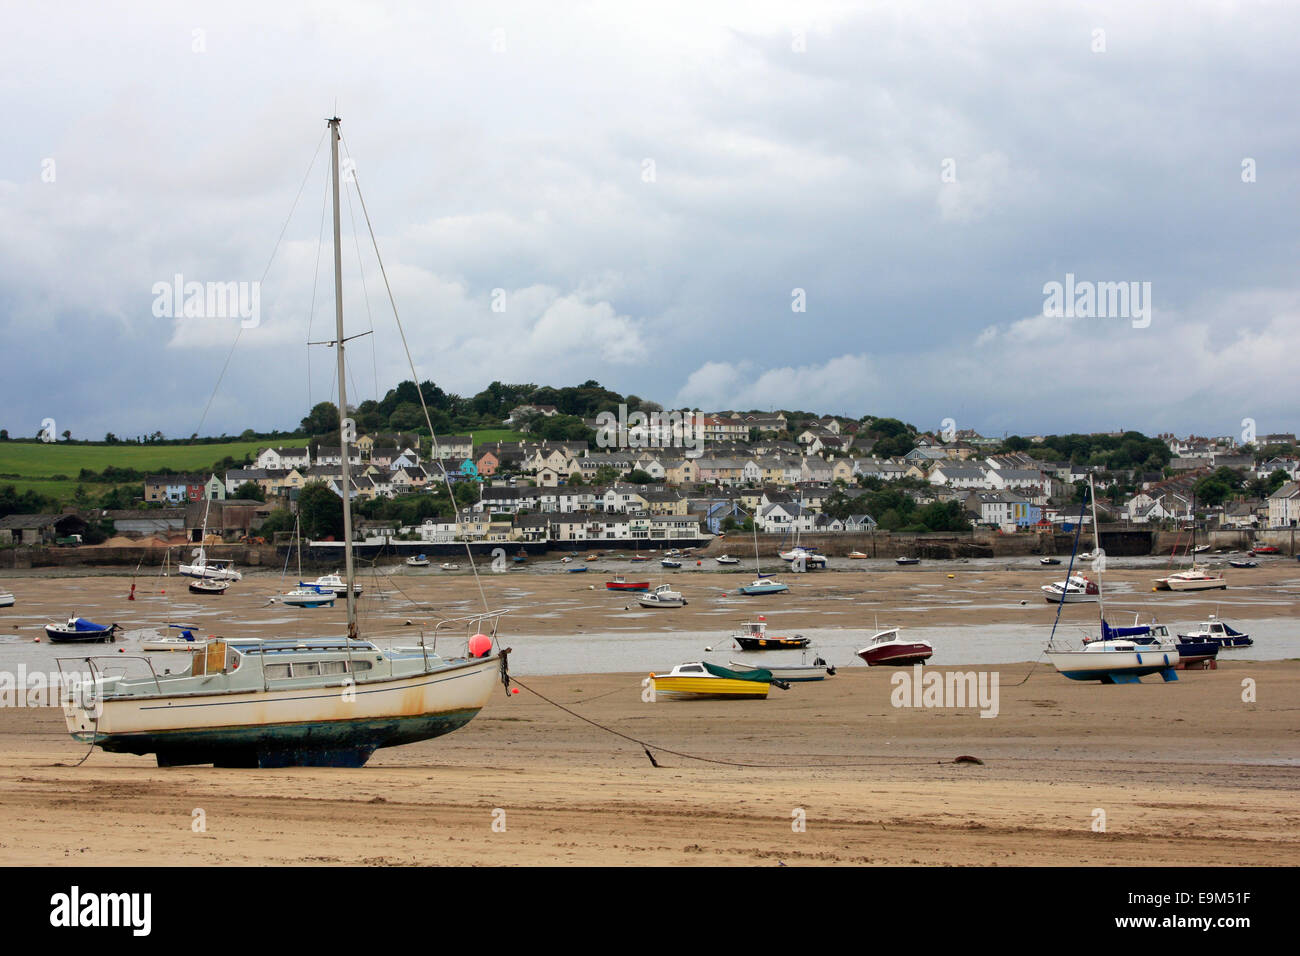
[606,576,650,592]
[856,628,933,666]
[1177,615,1253,649]
[715,554,740,565]
[440,562,460,571]
[282,585,336,608]
[1160,567,1227,591]
[895,556,920,566]
[1041,574,1099,603]
[649,661,777,700]
[304,572,362,596]
[738,577,789,595]
[56,115,507,768]
[637,584,686,608]
[45,617,119,643]
[0,589,15,608]
[728,657,835,682]
[1039,557,1062,565]
[732,619,808,650]
[178,548,242,582]
[405,554,430,567]
[661,558,682,568]
[188,579,230,595]
[1045,476,1180,684]
[847,551,868,560]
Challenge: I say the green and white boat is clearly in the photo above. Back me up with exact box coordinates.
[57,116,508,768]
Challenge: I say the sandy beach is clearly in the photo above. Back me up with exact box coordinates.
[1,663,1296,866]
[1,565,1296,866]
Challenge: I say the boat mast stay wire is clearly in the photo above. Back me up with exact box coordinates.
[1045,496,1089,650]
[194,127,329,440]
[341,133,492,620]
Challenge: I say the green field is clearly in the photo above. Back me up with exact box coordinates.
[0,430,524,494]
[0,439,292,478]
[462,429,527,444]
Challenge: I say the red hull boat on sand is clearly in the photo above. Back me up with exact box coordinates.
[857,628,933,666]
[606,576,650,592]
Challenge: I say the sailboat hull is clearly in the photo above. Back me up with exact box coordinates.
[65,656,501,767]
[1046,648,1180,682]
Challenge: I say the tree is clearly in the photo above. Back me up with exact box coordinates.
[233,482,266,502]
[61,430,71,442]
[626,469,653,485]
[593,465,621,485]
[297,482,344,539]
[1193,476,1233,508]
[257,508,295,537]
[300,401,340,436]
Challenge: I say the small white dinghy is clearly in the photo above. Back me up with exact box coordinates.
[728,657,835,682]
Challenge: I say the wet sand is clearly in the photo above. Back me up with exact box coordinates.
[1,565,1296,866]
[3,563,1299,639]
[1,662,1296,866]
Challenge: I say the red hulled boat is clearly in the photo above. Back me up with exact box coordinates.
[856,627,933,666]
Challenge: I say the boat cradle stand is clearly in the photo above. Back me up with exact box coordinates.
[1106,667,1180,685]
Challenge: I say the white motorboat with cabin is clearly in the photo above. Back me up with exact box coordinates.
[637,584,687,608]
[856,628,933,666]
[1041,573,1099,603]
[305,572,362,596]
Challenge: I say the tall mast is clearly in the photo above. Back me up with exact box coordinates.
[1089,473,1104,623]
[328,116,358,640]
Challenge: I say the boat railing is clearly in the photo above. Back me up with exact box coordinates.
[427,607,513,666]
[55,655,164,700]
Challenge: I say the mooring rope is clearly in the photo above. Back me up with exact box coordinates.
[505,674,959,769]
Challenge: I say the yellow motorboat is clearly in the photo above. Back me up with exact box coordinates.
[649,661,777,700]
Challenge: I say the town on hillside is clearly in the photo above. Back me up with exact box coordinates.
[4,403,1297,549]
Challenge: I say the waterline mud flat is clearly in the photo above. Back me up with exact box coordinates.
[1,662,1296,866]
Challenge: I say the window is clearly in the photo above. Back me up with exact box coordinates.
[265,663,290,679]
[292,661,321,677]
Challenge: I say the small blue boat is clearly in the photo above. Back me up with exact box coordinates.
[283,584,336,608]
[567,565,589,573]
[1177,617,1253,649]
[45,617,119,643]
[738,577,789,596]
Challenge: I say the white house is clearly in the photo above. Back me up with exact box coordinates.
[1267,482,1300,527]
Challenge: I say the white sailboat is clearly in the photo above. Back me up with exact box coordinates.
[1154,496,1225,591]
[57,116,507,767]
[1045,476,1179,684]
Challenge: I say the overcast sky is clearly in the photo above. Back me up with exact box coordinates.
[2,1,1297,442]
